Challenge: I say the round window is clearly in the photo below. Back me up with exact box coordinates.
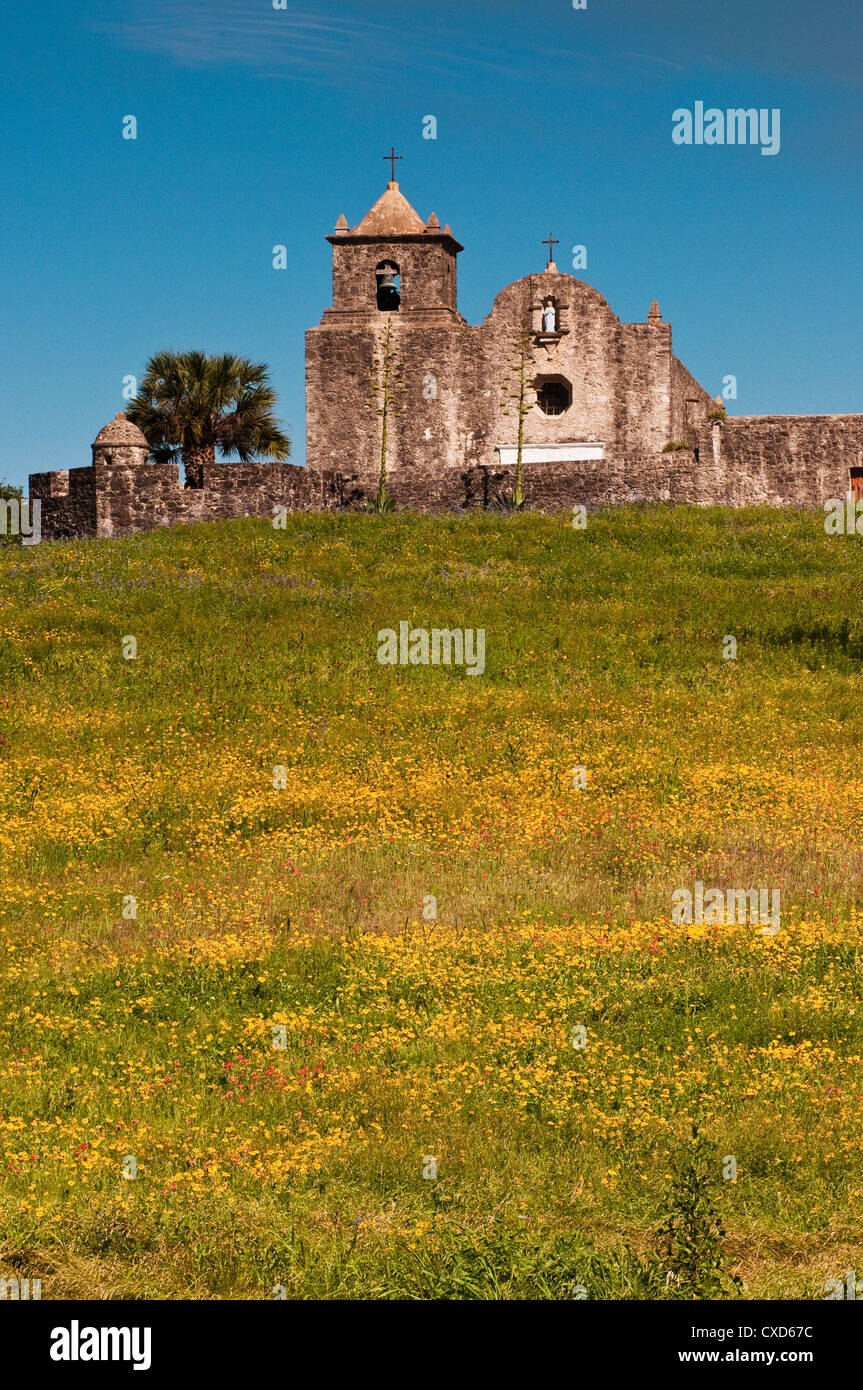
[536,381,570,416]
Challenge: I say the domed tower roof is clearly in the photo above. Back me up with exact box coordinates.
[92,413,148,448]
[352,181,427,236]
[91,412,150,468]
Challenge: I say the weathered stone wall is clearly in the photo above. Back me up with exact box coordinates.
[306,318,488,479]
[395,323,489,475]
[479,275,627,461]
[458,275,703,465]
[28,422,863,543]
[329,452,722,512]
[306,271,708,480]
[306,322,382,475]
[317,424,863,514]
[671,356,716,441]
[94,462,186,538]
[29,468,97,539]
[617,321,674,454]
[691,415,863,507]
[92,460,326,538]
[329,236,459,317]
[31,461,329,541]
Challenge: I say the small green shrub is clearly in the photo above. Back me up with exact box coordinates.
[657,1124,743,1300]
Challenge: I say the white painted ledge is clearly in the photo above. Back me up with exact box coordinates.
[494,443,605,466]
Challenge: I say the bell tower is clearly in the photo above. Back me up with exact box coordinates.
[322,178,463,326]
[307,166,469,481]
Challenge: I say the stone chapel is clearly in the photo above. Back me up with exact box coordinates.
[305,178,717,480]
[29,175,863,538]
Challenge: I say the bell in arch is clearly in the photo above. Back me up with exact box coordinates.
[376,262,401,312]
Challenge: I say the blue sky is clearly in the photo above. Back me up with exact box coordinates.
[1,0,861,488]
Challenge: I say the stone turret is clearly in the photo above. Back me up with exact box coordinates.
[91,413,149,467]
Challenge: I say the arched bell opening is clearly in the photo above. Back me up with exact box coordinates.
[376,261,401,312]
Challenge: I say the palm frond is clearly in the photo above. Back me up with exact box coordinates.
[127,350,291,463]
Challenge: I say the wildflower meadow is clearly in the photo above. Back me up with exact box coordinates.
[1,505,861,1299]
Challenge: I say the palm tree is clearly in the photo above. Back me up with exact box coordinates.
[127,351,291,487]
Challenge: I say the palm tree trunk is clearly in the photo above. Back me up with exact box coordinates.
[183,445,215,489]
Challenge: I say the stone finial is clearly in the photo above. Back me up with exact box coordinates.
[714,394,725,408]
[333,214,350,235]
[442,224,453,236]
[544,261,558,274]
[92,412,149,467]
[426,211,440,231]
[648,300,662,324]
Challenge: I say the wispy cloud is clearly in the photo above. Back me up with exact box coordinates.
[98,3,384,80]
[93,0,638,90]
[93,0,861,92]
[622,51,688,74]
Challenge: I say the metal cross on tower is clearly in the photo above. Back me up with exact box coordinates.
[384,147,403,182]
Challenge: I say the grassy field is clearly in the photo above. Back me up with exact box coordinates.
[1,504,862,1300]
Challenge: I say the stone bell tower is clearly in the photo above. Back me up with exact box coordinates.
[320,180,463,325]
[306,171,470,480]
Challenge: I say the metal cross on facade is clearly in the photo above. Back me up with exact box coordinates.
[384,147,403,181]
[543,234,559,261]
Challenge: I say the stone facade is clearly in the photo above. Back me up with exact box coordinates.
[28,185,863,541]
[306,184,718,478]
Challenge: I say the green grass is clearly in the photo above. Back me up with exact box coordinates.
[0,504,862,1300]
